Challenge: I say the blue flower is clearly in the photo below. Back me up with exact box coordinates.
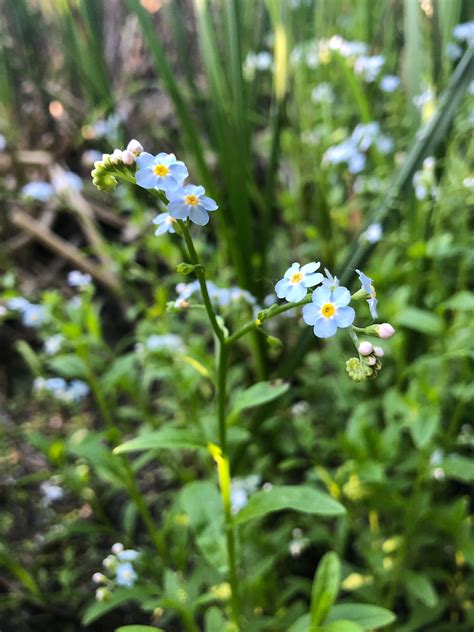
[22,304,46,327]
[356,269,378,319]
[380,75,400,92]
[135,152,188,195]
[44,334,64,355]
[68,270,92,288]
[117,549,140,562]
[453,21,474,45]
[302,286,355,338]
[7,297,31,312]
[168,185,218,226]
[275,262,323,303]
[153,212,176,235]
[67,380,90,402]
[320,269,340,291]
[21,182,55,203]
[115,562,137,587]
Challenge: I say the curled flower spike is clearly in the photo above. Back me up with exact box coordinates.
[275,262,323,303]
[135,152,188,195]
[168,184,218,226]
[356,269,378,319]
[153,212,176,235]
[302,286,355,338]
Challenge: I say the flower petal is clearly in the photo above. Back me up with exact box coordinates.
[368,297,378,319]
[302,303,319,325]
[275,278,290,299]
[286,283,307,303]
[332,286,351,307]
[284,262,300,279]
[313,317,338,338]
[189,206,210,226]
[303,272,323,288]
[136,169,157,189]
[168,201,189,220]
[155,222,169,236]
[200,195,218,211]
[152,212,169,225]
[301,261,320,274]
[311,286,331,307]
[334,306,355,327]
[135,152,155,169]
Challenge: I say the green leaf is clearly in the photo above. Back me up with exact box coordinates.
[47,354,87,378]
[205,607,227,632]
[409,409,439,449]
[442,291,474,311]
[180,481,227,574]
[116,627,164,632]
[396,308,443,336]
[229,380,289,419]
[82,588,147,625]
[114,427,207,454]
[405,571,438,608]
[287,614,310,632]
[310,552,341,627]
[441,455,474,483]
[323,622,364,632]
[234,485,345,525]
[325,604,396,629]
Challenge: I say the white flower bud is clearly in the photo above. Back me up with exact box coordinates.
[365,355,377,366]
[111,542,124,555]
[92,572,107,584]
[110,149,123,164]
[126,139,144,155]
[376,323,395,339]
[358,341,373,356]
[373,346,384,357]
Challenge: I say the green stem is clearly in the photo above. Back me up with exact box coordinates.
[178,219,224,343]
[226,294,313,346]
[217,340,240,626]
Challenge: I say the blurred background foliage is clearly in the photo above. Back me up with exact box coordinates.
[0,0,473,630]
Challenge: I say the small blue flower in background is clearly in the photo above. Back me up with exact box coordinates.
[356,269,378,319]
[21,182,55,203]
[135,152,188,194]
[445,43,462,61]
[360,222,382,244]
[144,334,184,353]
[453,21,474,45]
[302,286,355,338]
[68,270,92,289]
[66,380,90,402]
[380,75,400,92]
[117,549,140,562]
[7,297,31,312]
[44,334,64,355]
[168,185,218,226]
[354,54,385,82]
[275,262,323,303]
[115,562,137,588]
[22,304,46,327]
[153,212,176,235]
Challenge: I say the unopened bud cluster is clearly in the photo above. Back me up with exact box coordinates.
[346,340,384,382]
[91,139,143,191]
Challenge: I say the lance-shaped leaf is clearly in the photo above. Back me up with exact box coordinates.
[114,427,207,455]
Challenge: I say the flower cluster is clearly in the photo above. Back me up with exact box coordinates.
[274,262,395,381]
[92,543,140,601]
[91,139,143,191]
[174,280,257,311]
[323,122,393,174]
[6,297,46,327]
[34,377,89,403]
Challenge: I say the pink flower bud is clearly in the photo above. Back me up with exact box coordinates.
[376,323,395,339]
[121,149,135,165]
[373,346,384,357]
[92,572,106,584]
[365,355,377,365]
[358,341,373,356]
[126,139,143,156]
[111,542,124,555]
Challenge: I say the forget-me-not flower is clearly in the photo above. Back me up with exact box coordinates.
[380,75,400,92]
[321,269,340,290]
[21,182,55,203]
[356,269,378,319]
[22,304,46,327]
[68,270,92,289]
[168,184,218,226]
[135,152,188,195]
[115,562,137,588]
[117,549,140,562]
[153,212,176,235]
[302,286,355,338]
[44,334,64,355]
[275,262,323,303]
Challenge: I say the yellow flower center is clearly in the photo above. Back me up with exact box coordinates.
[166,216,175,224]
[321,303,335,318]
[290,272,303,284]
[184,194,199,206]
[153,164,169,177]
